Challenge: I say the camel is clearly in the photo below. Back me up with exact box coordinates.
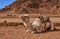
[31,16,55,33]
[19,15,55,33]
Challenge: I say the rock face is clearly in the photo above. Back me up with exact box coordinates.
[0,0,60,15]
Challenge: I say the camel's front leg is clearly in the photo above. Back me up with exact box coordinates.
[50,22,55,31]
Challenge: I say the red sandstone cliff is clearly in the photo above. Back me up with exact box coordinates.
[0,0,60,15]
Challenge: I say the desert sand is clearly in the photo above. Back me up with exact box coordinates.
[0,24,59,39]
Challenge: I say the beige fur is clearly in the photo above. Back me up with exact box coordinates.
[19,15,55,33]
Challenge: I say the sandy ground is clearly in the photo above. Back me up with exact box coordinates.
[0,25,59,39]
[0,15,60,39]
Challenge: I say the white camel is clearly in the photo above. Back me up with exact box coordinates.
[19,15,55,33]
[31,16,55,33]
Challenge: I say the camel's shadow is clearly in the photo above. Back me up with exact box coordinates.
[35,29,60,34]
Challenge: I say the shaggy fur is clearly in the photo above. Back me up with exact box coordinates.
[19,15,55,33]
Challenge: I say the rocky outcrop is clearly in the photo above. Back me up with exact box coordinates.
[0,0,60,15]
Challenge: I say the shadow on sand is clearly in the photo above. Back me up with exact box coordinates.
[34,29,60,34]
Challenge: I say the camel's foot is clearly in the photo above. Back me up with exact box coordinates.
[26,30,30,32]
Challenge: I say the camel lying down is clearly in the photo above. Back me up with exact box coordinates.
[29,17,55,33]
[31,22,55,33]
[19,15,55,33]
